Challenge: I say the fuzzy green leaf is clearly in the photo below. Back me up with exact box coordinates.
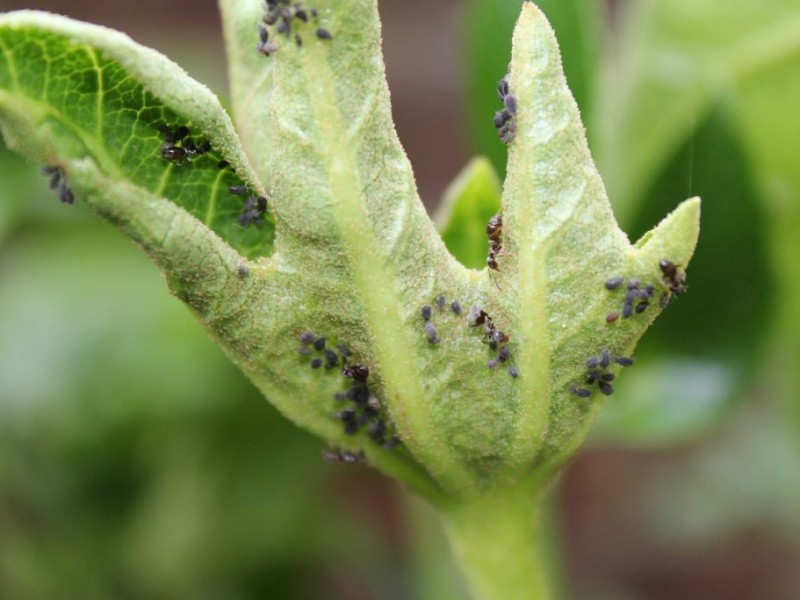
[0,10,273,260]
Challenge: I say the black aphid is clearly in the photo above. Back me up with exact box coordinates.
[256,40,278,56]
[570,385,591,399]
[586,370,601,384]
[437,295,446,310]
[316,28,333,40]
[237,266,250,277]
[493,110,512,128]
[498,346,510,362]
[605,276,624,290]
[498,77,510,100]
[586,357,599,369]
[598,381,614,396]
[600,373,616,382]
[635,301,650,314]
[624,289,639,303]
[310,358,323,369]
[622,302,634,318]
[313,337,326,351]
[297,346,311,356]
[299,330,316,345]
[599,350,611,369]
[324,349,338,368]
[503,94,518,115]
[218,160,230,169]
[58,186,75,205]
[230,185,248,196]
[451,301,462,315]
[627,278,641,290]
[421,305,432,321]
[508,366,519,378]
[614,356,635,367]
[425,322,440,345]
[487,358,499,370]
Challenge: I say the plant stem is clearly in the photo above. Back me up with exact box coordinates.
[439,485,551,600]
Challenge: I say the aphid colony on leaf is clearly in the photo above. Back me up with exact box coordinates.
[158,124,210,165]
[486,213,503,272]
[604,274,656,322]
[494,76,517,144]
[659,259,687,296]
[42,166,74,205]
[257,0,331,56]
[569,350,634,399]
[228,183,269,227]
[297,331,401,453]
[467,304,518,378]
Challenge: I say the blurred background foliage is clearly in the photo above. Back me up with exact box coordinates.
[0,0,799,598]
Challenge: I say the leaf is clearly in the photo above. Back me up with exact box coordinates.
[435,157,502,269]
[0,10,273,260]
[498,3,699,479]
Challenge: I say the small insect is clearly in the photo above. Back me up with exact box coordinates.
[487,358,499,370]
[660,259,687,295]
[161,144,187,164]
[599,350,611,369]
[598,381,614,396]
[58,185,75,205]
[237,266,250,277]
[468,305,489,327]
[600,373,616,382]
[342,364,369,383]
[606,312,620,324]
[586,357,600,369]
[622,302,634,318]
[324,349,339,368]
[614,356,634,367]
[316,28,333,40]
[508,366,519,378]
[437,295,446,310]
[310,358,323,369]
[230,185,248,196]
[450,301,462,315]
[605,276,624,290]
[313,337,326,351]
[425,322,440,345]
[421,305,432,321]
[570,385,591,399]
[635,301,650,314]
[493,110,512,128]
[498,346,510,362]
[299,330,316,345]
[297,346,311,356]
[503,93,518,116]
[486,213,503,272]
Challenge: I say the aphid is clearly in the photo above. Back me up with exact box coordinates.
[437,295,446,310]
[276,19,291,36]
[237,266,250,277]
[316,28,333,40]
[600,373,616,382]
[297,346,311,356]
[508,366,519,378]
[335,407,357,422]
[336,344,351,358]
[295,8,308,22]
[624,289,639,303]
[605,276,624,290]
[622,302,634,318]
[58,185,75,205]
[421,305,432,321]
[342,364,369,383]
[498,77,510,100]
[310,358,323,369]
[586,357,599,369]
[487,358,499,370]
[324,349,338,368]
[599,350,611,369]
[635,301,650,314]
[660,259,687,295]
[627,278,641,290]
[313,336,326,351]
[570,385,591,399]
[498,346,510,363]
[586,370,601,384]
[659,292,671,308]
[614,356,635,367]
[43,166,62,190]
[230,185,248,196]
[258,23,269,43]
[499,119,517,144]
[299,330,316,345]
[489,329,509,345]
[598,381,614,396]
[606,312,620,324]
[425,322,440,345]
[450,301,462,315]
[503,94,518,116]
[256,40,278,56]
[493,110,512,128]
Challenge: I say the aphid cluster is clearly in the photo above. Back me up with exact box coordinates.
[604,275,656,321]
[659,259,687,297]
[257,1,332,56]
[569,350,634,399]
[42,166,74,205]
[158,124,211,165]
[467,305,518,378]
[494,77,517,144]
[322,449,365,465]
[486,213,503,272]
[419,294,464,346]
[229,185,268,227]
[297,331,401,450]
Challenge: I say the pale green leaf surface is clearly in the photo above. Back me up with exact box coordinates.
[0,10,273,260]
[435,157,502,269]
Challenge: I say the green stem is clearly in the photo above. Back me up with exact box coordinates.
[440,486,551,600]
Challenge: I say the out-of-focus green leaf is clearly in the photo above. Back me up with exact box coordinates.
[435,157,501,270]
[0,142,36,241]
[461,0,600,176]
